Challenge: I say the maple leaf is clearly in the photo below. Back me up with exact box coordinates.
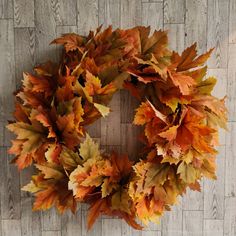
[158,125,178,141]
[34,61,59,77]
[168,71,196,95]
[172,43,214,72]
[22,72,55,98]
[134,101,155,125]
[56,113,82,149]
[142,29,169,58]
[94,103,110,117]
[23,169,77,214]
[177,162,200,184]
[56,97,85,148]
[7,121,46,169]
[79,133,100,161]
[134,100,167,126]
[34,108,57,138]
[45,143,62,164]
[13,103,30,123]
[35,163,64,180]
[111,188,131,214]
[59,147,82,171]
[191,95,227,128]
[51,33,85,53]
[145,162,172,187]
[196,76,216,95]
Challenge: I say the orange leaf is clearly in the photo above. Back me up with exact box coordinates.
[51,33,85,53]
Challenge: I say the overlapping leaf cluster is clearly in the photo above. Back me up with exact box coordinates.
[7,26,227,229]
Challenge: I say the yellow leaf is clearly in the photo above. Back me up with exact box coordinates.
[177,162,199,184]
[101,178,119,198]
[21,180,41,193]
[145,163,171,187]
[79,133,100,160]
[111,189,131,214]
[60,147,82,170]
[181,150,194,164]
[197,76,216,95]
[7,122,45,154]
[35,164,64,180]
[94,103,110,117]
[161,155,180,165]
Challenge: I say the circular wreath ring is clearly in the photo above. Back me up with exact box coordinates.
[7,26,227,230]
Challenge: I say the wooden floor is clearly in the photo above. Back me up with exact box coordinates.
[0,0,236,235]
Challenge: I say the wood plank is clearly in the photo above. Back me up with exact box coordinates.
[185,0,207,53]
[229,0,236,43]
[61,209,82,236]
[41,208,61,231]
[0,0,13,18]
[227,44,236,122]
[203,219,223,236]
[56,25,78,35]
[161,202,183,236]
[42,231,61,236]
[56,0,77,26]
[121,220,142,236]
[20,197,41,236]
[164,0,185,24]
[224,197,236,236]
[14,28,36,89]
[101,92,121,146]
[183,211,203,236]
[81,209,102,236]
[207,69,227,145]
[164,24,185,53]
[35,0,58,64]
[120,90,139,124]
[98,0,120,28]
[120,0,142,28]
[207,0,229,68]
[0,19,15,146]
[1,219,21,236]
[0,148,21,220]
[142,2,163,30]
[13,0,34,27]
[77,0,98,35]
[225,122,236,197]
[121,123,143,161]
[182,182,203,210]
[142,231,162,236]
[204,145,225,219]
[20,166,35,198]
[102,219,121,236]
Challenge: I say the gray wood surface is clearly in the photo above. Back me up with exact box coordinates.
[0,0,235,235]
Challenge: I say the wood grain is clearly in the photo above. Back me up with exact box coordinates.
[185,0,207,53]
[203,219,223,236]
[207,0,228,68]
[164,0,185,24]
[229,0,236,43]
[0,0,233,235]
[13,0,34,27]
[183,211,203,236]
[224,197,236,236]
[0,0,13,19]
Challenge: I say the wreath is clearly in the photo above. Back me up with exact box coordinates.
[7,26,227,230]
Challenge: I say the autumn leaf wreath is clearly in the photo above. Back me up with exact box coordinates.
[7,26,227,230]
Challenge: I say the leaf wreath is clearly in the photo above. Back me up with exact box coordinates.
[7,26,227,230]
